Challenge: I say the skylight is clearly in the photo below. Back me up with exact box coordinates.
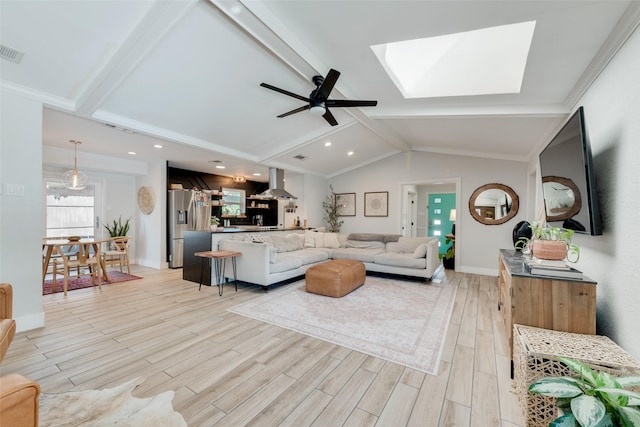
[371,21,536,98]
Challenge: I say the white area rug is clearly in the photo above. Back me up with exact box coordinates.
[39,378,187,427]
[228,276,457,374]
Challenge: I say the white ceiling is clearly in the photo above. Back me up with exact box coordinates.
[2,0,638,182]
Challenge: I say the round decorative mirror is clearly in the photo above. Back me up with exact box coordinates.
[469,183,519,225]
[542,176,581,222]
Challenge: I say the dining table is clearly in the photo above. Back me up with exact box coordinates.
[42,238,110,284]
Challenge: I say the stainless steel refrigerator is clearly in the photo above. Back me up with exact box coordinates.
[168,189,212,268]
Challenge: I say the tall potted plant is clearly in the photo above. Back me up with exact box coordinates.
[323,185,344,233]
[104,215,131,237]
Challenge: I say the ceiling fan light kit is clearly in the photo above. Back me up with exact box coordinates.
[260,69,377,126]
[62,140,88,190]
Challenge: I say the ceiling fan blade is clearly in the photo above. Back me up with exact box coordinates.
[277,105,310,118]
[260,83,309,102]
[326,99,378,108]
[323,108,338,126]
[316,69,340,101]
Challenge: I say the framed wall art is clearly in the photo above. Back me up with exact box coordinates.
[364,191,388,217]
[335,192,356,216]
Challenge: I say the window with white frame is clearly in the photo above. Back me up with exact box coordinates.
[221,188,245,216]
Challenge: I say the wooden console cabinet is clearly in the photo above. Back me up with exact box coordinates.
[498,249,597,357]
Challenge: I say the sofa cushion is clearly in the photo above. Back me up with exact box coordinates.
[346,240,386,250]
[286,233,304,251]
[398,236,433,253]
[287,248,330,265]
[347,233,385,242]
[330,248,385,262]
[385,242,402,253]
[269,255,303,273]
[373,252,427,269]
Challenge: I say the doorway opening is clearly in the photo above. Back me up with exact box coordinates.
[401,178,460,269]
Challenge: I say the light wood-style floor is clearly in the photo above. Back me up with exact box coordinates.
[3,265,525,426]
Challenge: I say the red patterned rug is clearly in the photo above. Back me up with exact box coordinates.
[43,271,142,295]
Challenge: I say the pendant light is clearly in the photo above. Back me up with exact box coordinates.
[62,140,88,190]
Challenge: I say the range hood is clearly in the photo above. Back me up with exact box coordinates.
[257,168,297,199]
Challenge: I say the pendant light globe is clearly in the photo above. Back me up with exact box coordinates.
[62,140,88,190]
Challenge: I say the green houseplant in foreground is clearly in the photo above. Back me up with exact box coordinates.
[104,216,131,237]
[529,357,640,427]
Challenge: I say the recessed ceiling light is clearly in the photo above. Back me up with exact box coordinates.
[128,151,136,155]
[324,142,332,147]
[153,144,163,149]
[216,165,226,169]
[253,173,261,176]
[347,151,354,156]
[371,20,536,98]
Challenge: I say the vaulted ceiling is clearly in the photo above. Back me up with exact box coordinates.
[2,0,638,182]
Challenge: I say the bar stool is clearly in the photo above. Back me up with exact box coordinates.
[194,250,241,296]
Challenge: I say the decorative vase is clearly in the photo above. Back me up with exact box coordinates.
[531,240,567,260]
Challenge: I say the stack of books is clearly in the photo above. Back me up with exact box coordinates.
[526,257,583,279]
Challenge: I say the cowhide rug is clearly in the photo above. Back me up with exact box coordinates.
[39,378,187,427]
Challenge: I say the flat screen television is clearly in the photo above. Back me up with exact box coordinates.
[539,106,602,235]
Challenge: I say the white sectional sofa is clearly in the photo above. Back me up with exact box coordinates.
[218,230,441,289]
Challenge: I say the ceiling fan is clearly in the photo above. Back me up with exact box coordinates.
[260,69,377,126]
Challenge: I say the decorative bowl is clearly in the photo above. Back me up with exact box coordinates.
[67,236,81,242]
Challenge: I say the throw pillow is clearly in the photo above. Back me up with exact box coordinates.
[323,232,340,249]
[313,232,325,248]
[269,235,289,253]
[285,233,303,251]
[304,230,316,248]
[412,243,428,258]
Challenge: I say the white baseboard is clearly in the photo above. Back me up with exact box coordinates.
[16,311,45,333]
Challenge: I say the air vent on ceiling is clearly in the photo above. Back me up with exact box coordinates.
[293,154,308,160]
[0,44,25,64]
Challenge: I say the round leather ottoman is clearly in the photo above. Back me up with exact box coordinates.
[305,259,365,297]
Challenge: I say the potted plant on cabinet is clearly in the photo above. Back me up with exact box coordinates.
[529,357,640,427]
[515,221,580,262]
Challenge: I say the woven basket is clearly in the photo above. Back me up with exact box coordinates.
[513,324,640,427]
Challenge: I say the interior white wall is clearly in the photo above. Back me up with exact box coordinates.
[329,151,528,275]
[135,160,166,269]
[302,173,329,229]
[0,91,45,332]
[561,25,639,358]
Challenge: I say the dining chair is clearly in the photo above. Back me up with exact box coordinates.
[42,238,79,276]
[52,242,101,296]
[102,236,132,274]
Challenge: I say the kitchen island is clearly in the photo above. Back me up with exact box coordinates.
[182,227,306,286]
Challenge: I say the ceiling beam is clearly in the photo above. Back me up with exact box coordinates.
[75,0,198,117]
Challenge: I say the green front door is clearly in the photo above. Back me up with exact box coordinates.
[427,193,456,256]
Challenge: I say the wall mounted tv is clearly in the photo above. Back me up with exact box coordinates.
[539,106,602,235]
